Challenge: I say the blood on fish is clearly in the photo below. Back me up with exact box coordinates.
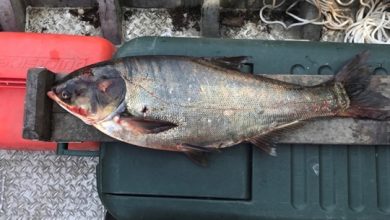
[68,105,89,117]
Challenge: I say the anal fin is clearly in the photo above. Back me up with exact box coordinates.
[248,136,278,156]
[248,120,304,156]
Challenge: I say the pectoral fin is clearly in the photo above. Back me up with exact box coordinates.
[113,116,177,134]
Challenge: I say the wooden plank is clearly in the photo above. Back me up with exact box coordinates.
[23,68,55,141]
[97,0,122,44]
[27,0,95,7]
[300,2,322,41]
[48,75,389,145]
[279,118,389,145]
[49,112,389,145]
[123,0,201,8]
[220,0,298,9]
[0,0,25,31]
[201,0,220,37]
[51,113,114,142]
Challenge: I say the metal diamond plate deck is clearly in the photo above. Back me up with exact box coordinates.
[123,8,200,41]
[0,150,104,219]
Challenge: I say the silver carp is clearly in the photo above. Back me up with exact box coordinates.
[47,52,389,165]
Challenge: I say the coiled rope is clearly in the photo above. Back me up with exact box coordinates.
[259,0,390,43]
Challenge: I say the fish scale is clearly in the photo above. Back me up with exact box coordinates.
[115,56,347,149]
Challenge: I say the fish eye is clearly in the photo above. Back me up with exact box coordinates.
[61,90,71,100]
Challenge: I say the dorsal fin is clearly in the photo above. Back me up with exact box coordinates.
[200,56,251,71]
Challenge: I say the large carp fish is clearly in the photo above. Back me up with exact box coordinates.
[48,52,389,165]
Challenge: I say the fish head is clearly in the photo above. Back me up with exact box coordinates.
[47,65,126,125]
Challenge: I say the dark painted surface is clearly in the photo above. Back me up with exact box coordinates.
[98,37,390,220]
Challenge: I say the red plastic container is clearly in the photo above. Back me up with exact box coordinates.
[0,32,116,150]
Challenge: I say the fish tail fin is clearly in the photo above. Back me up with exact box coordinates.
[334,51,390,120]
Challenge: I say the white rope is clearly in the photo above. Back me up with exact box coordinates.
[335,0,354,6]
[259,0,353,30]
[344,0,390,43]
[259,0,290,29]
[259,0,390,44]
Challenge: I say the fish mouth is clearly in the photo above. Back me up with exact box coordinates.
[47,90,95,125]
[47,90,59,102]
